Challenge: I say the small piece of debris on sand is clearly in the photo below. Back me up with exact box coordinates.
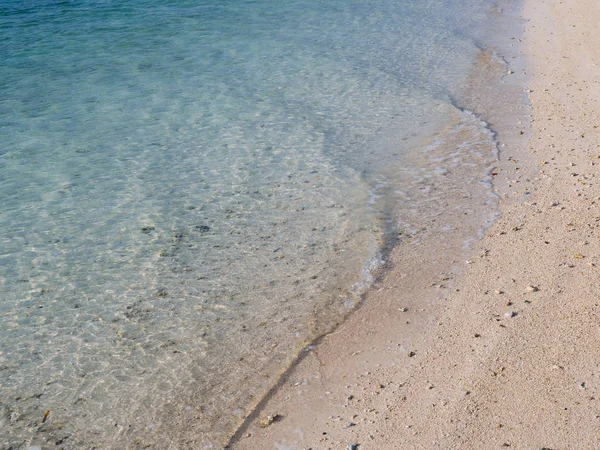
[259,414,282,428]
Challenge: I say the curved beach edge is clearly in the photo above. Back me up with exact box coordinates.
[226,0,600,448]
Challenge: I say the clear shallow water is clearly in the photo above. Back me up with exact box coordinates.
[1,0,512,448]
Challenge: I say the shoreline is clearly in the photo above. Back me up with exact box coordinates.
[215,4,532,447]
[227,0,600,448]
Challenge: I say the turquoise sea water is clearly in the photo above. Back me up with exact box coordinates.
[1,0,516,448]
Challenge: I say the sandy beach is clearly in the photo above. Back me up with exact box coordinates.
[227,0,600,448]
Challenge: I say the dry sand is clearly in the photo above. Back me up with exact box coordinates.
[228,0,600,448]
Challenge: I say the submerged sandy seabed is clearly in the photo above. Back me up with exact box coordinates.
[223,0,600,448]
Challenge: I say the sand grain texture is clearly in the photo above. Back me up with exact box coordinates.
[230,0,600,448]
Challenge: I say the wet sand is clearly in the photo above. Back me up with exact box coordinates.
[227,0,600,448]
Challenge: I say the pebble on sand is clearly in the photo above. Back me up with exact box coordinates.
[259,414,282,428]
